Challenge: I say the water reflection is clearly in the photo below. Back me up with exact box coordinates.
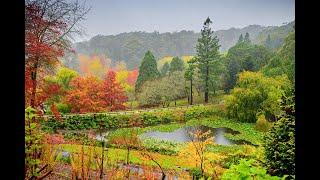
[140,125,252,145]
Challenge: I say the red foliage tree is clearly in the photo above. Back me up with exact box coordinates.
[25,0,88,108]
[127,69,139,86]
[65,76,104,113]
[101,70,128,111]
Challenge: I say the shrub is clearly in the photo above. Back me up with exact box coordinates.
[56,103,71,114]
[189,168,203,179]
[185,105,218,120]
[25,107,44,178]
[263,90,295,177]
[255,113,273,132]
[221,159,282,180]
[264,113,294,177]
[225,72,291,123]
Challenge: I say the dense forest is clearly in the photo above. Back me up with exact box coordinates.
[64,21,294,70]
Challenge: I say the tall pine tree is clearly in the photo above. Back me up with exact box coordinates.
[135,51,160,92]
[169,56,184,73]
[195,17,220,103]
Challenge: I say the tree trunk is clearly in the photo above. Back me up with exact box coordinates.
[126,148,130,165]
[161,173,166,180]
[190,78,193,105]
[100,139,104,179]
[30,60,39,108]
[204,65,209,103]
[201,155,206,178]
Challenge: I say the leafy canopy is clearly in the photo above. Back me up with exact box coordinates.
[225,71,291,123]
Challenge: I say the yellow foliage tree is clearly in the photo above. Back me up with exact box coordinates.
[158,56,194,69]
[178,129,225,178]
[88,56,106,78]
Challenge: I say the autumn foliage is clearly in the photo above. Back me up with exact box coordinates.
[65,70,128,113]
[65,76,104,113]
[101,70,128,111]
[50,104,62,120]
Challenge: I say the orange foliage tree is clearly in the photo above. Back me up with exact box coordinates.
[65,76,104,113]
[101,70,128,111]
[127,69,139,86]
[65,70,128,113]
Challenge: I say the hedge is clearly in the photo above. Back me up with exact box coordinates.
[41,105,223,132]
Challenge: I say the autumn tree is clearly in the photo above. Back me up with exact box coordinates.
[65,76,104,113]
[78,54,91,75]
[179,128,214,178]
[88,56,106,78]
[135,51,160,92]
[25,0,89,108]
[195,17,221,103]
[127,69,139,86]
[125,69,139,109]
[101,70,128,111]
[116,70,129,87]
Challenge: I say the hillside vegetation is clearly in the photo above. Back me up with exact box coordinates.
[64,21,294,70]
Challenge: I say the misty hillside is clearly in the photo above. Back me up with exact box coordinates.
[70,21,294,70]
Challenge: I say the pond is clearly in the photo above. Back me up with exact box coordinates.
[140,125,252,146]
[60,125,254,146]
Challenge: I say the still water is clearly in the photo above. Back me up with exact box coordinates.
[140,125,252,145]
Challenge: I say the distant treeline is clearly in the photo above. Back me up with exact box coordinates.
[64,21,294,70]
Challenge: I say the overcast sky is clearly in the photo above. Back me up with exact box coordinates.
[74,0,295,42]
